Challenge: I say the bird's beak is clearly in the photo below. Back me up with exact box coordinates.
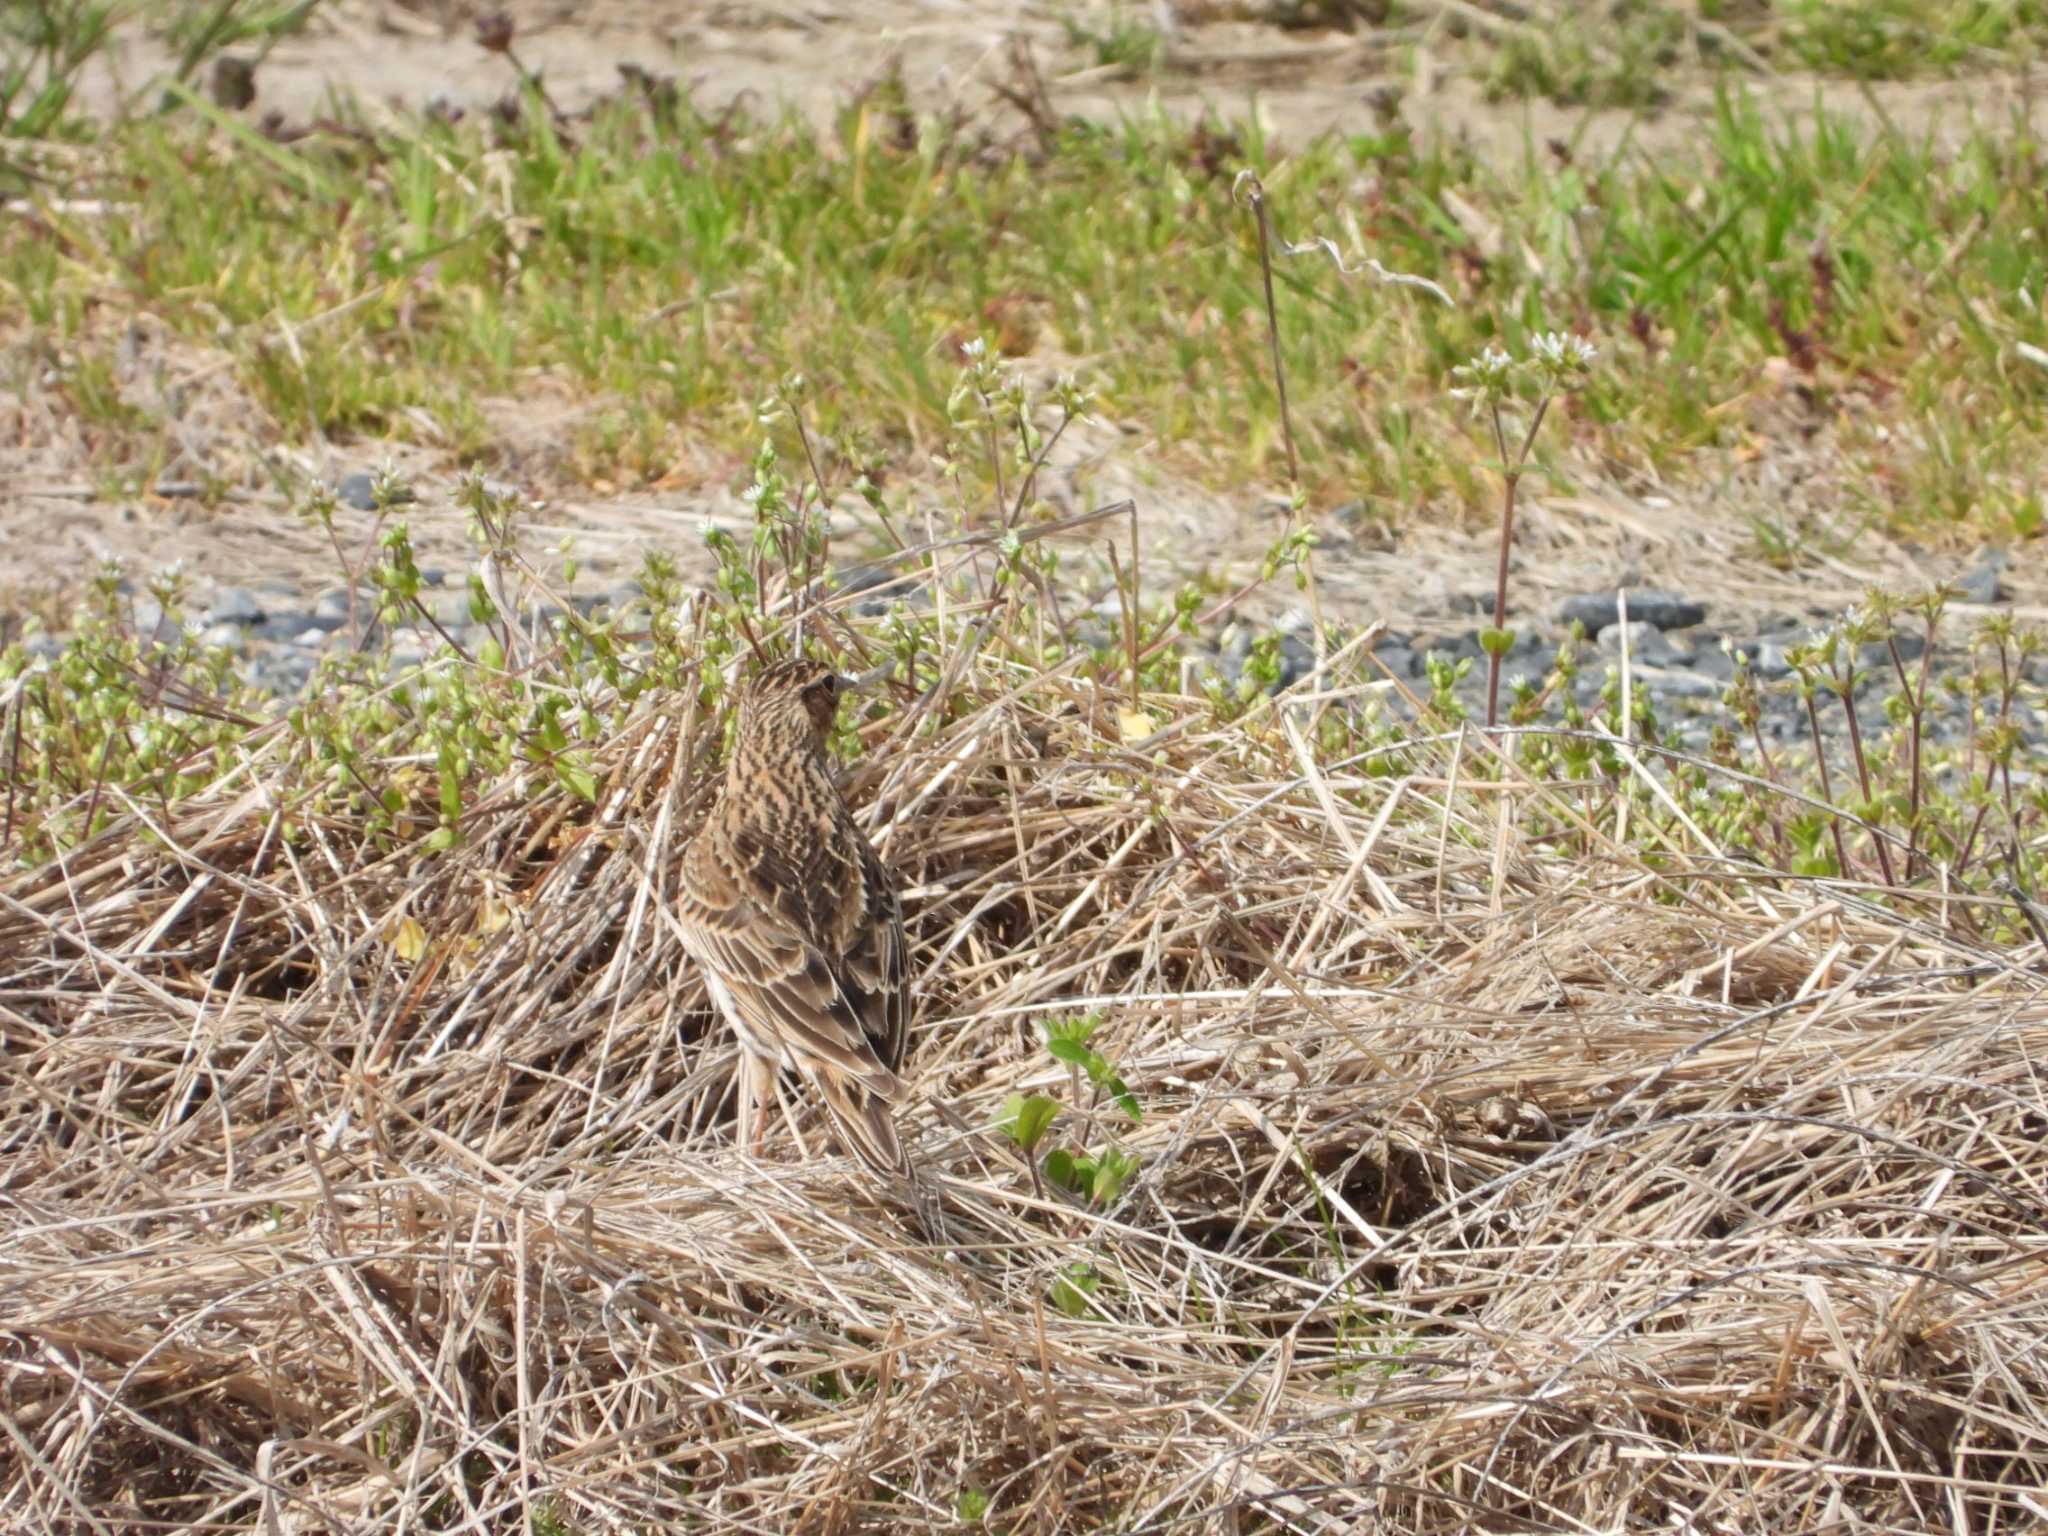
[841,659,896,692]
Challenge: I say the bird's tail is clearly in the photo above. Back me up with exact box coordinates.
[817,1074,912,1181]
[817,1071,952,1242]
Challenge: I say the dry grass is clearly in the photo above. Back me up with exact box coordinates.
[4,582,2048,1533]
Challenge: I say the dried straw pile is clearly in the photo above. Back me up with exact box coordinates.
[4,639,2046,1533]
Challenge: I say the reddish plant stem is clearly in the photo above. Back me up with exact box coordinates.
[1803,690,1856,881]
[1485,469,1520,732]
[1836,672,1897,889]
[1484,396,1550,733]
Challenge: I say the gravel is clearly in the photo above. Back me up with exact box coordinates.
[17,572,2041,762]
[205,586,267,626]
[1960,548,2008,606]
[1559,588,1708,633]
[336,472,417,512]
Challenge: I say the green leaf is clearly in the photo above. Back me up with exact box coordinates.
[1049,1263,1099,1319]
[1043,1013,1099,1051]
[538,706,568,753]
[1044,1036,1094,1068]
[424,825,460,852]
[1090,1146,1140,1204]
[1103,1073,1142,1125]
[554,755,598,802]
[1042,1148,1086,1194]
[996,1092,1060,1152]
[1480,626,1516,657]
[955,1487,991,1524]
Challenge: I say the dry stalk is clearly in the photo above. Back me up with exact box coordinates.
[3,634,2046,1533]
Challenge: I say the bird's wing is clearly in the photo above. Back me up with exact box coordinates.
[844,839,909,1074]
[676,823,905,1097]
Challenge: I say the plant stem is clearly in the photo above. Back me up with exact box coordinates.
[1008,404,1076,528]
[1889,618,1936,883]
[1485,469,1520,733]
[1803,690,1855,880]
[1484,394,1551,733]
[2,683,23,849]
[1242,175,1298,486]
[1835,669,1896,888]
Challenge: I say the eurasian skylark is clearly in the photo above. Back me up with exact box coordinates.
[676,657,911,1176]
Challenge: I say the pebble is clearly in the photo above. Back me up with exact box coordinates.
[129,597,167,642]
[433,591,476,628]
[1596,621,1678,665]
[1861,633,1928,670]
[253,650,316,696]
[1218,626,1316,693]
[310,590,353,631]
[1416,632,1482,665]
[1368,641,1419,680]
[206,586,266,626]
[336,472,417,512]
[18,564,2033,764]
[1959,548,2007,606]
[1750,642,1795,680]
[834,564,929,617]
[201,621,247,656]
[1643,673,1720,701]
[1560,588,1707,633]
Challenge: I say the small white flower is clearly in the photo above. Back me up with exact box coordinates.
[962,336,987,361]
[1456,345,1513,384]
[1529,330,1598,379]
[1450,345,1515,409]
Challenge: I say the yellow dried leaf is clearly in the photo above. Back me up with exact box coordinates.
[476,896,512,935]
[1118,707,1156,744]
[390,916,427,963]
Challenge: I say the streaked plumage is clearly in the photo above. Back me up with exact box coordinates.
[676,657,910,1176]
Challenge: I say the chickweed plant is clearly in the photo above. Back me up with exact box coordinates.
[1451,332,1598,730]
[997,1011,1143,1211]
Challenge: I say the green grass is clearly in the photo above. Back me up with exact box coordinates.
[1058,2,1168,77]
[1478,0,2048,99]
[2,0,321,139]
[7,71,2048,538]
[1775,0,2048,75]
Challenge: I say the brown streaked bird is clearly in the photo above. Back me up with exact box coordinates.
[676,656,910,1177]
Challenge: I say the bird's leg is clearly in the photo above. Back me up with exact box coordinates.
[741,1052,778,1159]
[778,1074,816,1162]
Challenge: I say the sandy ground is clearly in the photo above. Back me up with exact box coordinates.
[9,1,2048,637]
[70,0,2048,160]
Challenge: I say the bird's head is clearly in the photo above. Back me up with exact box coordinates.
[735,657,853,760]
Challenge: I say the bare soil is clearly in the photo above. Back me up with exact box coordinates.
[11,1,2048,637]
